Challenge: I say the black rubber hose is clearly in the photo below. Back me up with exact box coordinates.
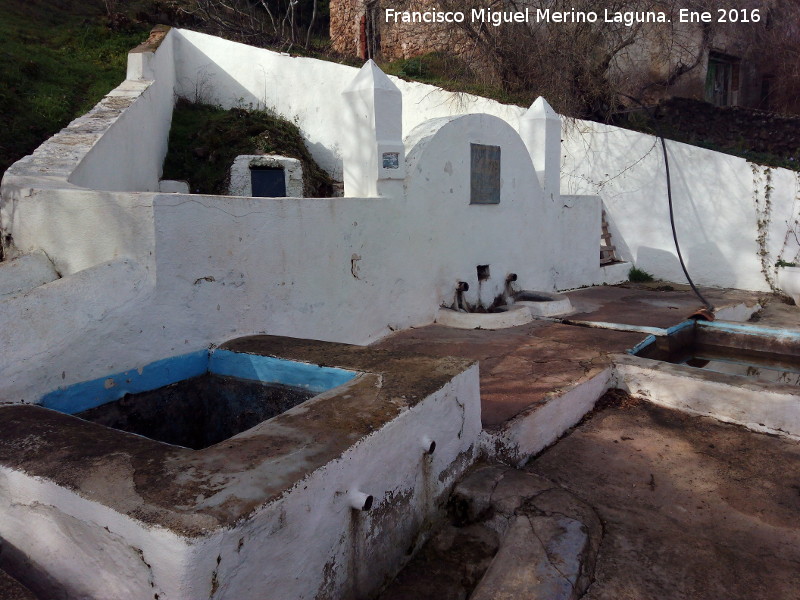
[619,95,713,310]
[658,134,714,311]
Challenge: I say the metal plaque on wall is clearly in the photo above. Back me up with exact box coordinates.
[470,143,501,204]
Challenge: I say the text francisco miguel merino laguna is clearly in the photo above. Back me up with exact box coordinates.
[385,7,762,27]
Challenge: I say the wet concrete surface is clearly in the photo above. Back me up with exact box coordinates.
[751,295,800,328]
[527,400,800,600]
[376,320,642,427]
[376,285,800,598]
[565,283,761,328]
[376,284,764,428]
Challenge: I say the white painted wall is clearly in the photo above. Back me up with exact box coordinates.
[0,32,174,275]
[0,466,192,600]
[0,259,155,404]
[171,29,525,180]
[403,113,589,300]
[3,23,799,600]
[5,26,797,399]
[0,251,58,299]
[0,27,599,405]
[561,120,800,292]
[69,31,176,192]
[151,192,408,345]
[9,24,793,407]
[1,187,157,277]
[168,29,800,293]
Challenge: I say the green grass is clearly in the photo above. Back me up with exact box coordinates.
[161,99,334,197]
[0,0,150,175]
[628,266,655,283]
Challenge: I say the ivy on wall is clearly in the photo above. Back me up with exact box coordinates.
[752,163,776,291]
[753,164,800,292]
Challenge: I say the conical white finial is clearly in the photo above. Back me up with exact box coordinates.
[341,61,405,197]
[519,97,561,200]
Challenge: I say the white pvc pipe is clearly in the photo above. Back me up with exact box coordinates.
[421,436,436,455]
[348,491,374,511]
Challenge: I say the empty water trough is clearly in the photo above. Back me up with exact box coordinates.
[41,348,357,449]
[617,320,800,439]
[0,336,482,600]
[630,320,800,385]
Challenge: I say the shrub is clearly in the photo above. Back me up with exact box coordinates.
[628,266,655,283]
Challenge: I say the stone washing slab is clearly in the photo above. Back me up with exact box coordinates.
[454,465,601,600]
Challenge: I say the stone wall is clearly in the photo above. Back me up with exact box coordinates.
[331,0,473,61]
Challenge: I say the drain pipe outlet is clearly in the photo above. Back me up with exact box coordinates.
[348,491,374,511]
[421,436,436,455]
[455,281,470,312]
[505,273,518,303]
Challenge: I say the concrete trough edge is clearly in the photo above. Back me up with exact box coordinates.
[483,336,800,468]
[480,367,616,467]
[614,353,800,441]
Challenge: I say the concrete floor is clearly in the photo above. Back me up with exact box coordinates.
[376,283,763,428]
[374,284,800,598]
[529,400,800,600]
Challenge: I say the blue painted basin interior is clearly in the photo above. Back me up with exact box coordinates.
[629,320,800,384]
[40,349,358,415]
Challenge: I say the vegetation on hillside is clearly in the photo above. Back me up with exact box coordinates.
[381,52,534,108]
[614,98,800,172]
[161,100,333,197]
[0,0,150,174]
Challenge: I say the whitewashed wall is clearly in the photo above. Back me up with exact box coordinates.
[0,33,171,402]
[403,113,597,297]
[69,32,176,192]
[5,25,798,405]
[3,25,798,598]
[171,29,525,180]
[561,120,800,292]
[171,28,800,293]
[149,113,598,351]
[0,30,176,276]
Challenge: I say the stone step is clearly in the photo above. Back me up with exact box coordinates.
[377,464,602,600]
[0,569,38,600]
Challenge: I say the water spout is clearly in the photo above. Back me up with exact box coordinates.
[505,273,518,304]
[348,491,374,511]
[453,281,470,312]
